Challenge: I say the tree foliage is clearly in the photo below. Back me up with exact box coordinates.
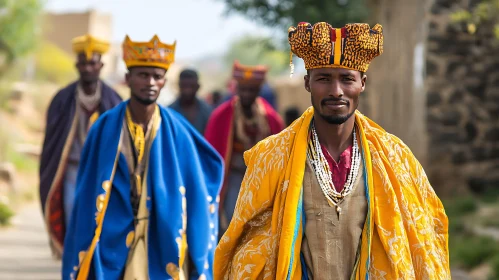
[223,0,369,29]
[224,35,289,76]
[451,0,499,39]
[0,0,44,74]
[35,41,76,85]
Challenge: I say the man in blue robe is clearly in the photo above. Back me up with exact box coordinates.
[62,35,224,280]
[39,34,122,258]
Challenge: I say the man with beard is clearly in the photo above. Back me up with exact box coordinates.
[215,22,449,279]
[39,34,122,258]
[205,60,284,238]
[62,35,224,280]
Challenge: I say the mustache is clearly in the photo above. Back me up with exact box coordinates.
[140,87,158,93]
[320,97,350,106]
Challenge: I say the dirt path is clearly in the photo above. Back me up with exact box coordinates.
[0,201,473,280]
[0,202,60,280]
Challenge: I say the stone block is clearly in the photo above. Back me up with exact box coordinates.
[446,61,468,80]
[468,177,499,195]
[427,91,442,107]
[485,127,499,142]
[466,80,487,100]
[432,130,466,145]
[469,106,491,121]
[464,122,478,142]
[490,147,499,159]
[426,59,439,76]
[485,103,499,117]
[449,88,465,104]
[451,150,469,164]
[440,109,462,126]
[472,147,490,161]
[430,0,454,14]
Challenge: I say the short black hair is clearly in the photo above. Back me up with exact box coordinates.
[179,69,198,80]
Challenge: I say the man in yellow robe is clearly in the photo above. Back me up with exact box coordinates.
[214,22,450,279]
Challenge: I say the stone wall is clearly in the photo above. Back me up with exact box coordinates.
[43,10,114,79]
[426,0,499,195]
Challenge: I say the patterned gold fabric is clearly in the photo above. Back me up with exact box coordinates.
[288,22,383,72]
[214,107,449,279]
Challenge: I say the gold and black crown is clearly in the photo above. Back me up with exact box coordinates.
[288,22,383,72]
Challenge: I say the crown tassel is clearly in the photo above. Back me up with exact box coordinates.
[289,51,295,78]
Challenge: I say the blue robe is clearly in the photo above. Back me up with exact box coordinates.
[62,101,224,280]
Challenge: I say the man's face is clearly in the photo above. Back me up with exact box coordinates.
[179,77,199,102]
[237,83,261,109]
[76,53,103,84]
[305,68,366,125]
[126,67,167,105]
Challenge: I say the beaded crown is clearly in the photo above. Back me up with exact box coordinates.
[288,22,383,72]
[122,35,176,70]
[232,60,268,85]
[72,34,110,60]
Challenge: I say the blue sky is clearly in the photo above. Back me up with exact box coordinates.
[45,0,273,60]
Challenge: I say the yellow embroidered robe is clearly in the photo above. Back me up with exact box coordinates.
[214,107,449,279]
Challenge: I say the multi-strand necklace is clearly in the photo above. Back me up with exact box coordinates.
[307,122,361,214]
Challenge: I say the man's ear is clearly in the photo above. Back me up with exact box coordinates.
[304,74,311,93]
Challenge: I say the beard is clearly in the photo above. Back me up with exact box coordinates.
[132,93,158,105]
[312,96,356,125]
[318,111,355,124]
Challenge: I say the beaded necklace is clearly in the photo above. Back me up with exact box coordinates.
[306,122,361,214]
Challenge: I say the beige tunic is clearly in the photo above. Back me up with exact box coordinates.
[301,157,367,280]
[122,116,157,280]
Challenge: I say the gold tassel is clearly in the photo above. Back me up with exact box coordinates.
[289,51,294,78]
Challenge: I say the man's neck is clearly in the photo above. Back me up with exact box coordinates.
[314,114,355,162]
[80,81,99,95]
[179,96,196,108]
[128,98,156,128]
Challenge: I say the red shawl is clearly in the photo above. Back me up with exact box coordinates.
[205,97,284,202]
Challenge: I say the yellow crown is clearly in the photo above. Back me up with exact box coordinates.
[72,34,110,60]
[122,35,176,70]
[232,60,268,85]
[288,22,383,72]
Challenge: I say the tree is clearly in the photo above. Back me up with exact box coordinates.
[451,0,499,40]
[224,34,289,76]
[222,0,369,30]
[0,0,43,76]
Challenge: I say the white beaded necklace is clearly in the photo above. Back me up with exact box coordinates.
[307,122,361,214]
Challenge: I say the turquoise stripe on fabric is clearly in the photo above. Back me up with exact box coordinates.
[287,189,304,280]
[361,146,370,280]
[300,195,309,280]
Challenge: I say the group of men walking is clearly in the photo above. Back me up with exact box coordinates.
[39,21,449,280]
